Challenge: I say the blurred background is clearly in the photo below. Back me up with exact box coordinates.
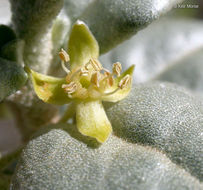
[0,0,203,156]
[0,0,20,156]
[0,0,11,25]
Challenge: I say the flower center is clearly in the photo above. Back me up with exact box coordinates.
[59,49,131,100]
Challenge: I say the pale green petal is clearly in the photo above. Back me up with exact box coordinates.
[76,100,112,143]
[68,20,99,69]
[102,65,135,102]
[27,67,71,105]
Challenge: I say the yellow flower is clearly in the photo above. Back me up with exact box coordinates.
[26,20,134,143]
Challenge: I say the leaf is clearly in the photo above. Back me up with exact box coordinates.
[0,25,16,51]
[48,18,71,76]
[0,149,21,190]
[0,25,22,63]
[9,0,64,73]
[10,124,203,190]
[0,173,10,190]
[0,40,24,62]
[155,48,203,94]
[63,0,94,22]
[51,19,70,56]
[105,82,203,181]
[68,20,99,69]
[0,149,21,171]
[80,0,184,53]
[100,18,203,82]
[0,58,27,101]
[27,68,71,105]
[76,100,112,143]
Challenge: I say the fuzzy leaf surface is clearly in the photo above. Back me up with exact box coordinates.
[11,124,203,190]
[81,0,184,53]
[105,82,203,181]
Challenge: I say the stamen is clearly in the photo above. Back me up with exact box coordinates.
[59,49,70,74]
[59,49,70,62]
[84,62,90,70]
[80,68,89,76]
[89,58,103,71]
[118,74,131,89]
[113,62,122,77]
[103,75,131,96]
[103,69,111,76]
[103,71,114,86]
[61,61,70,74]
[91,71,100,88]
[108,75,114,86]
[69,68,82,81]
[62,82,77,95]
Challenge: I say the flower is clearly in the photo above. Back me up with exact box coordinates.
[26,20,134,143]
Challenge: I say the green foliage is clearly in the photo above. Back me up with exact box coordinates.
[156,49,203,93]
[80,0,184,53]
[100,18,203,83]
[10,124,203,190]
[0,149,22,190]
[64,0,94,22]
[0,25,16,51]
[0,58,27,102]
[9,0,64,73]
[0,25,27,101]
[0,174,10,190]
[49,18,70,75]
[105,82,203,181]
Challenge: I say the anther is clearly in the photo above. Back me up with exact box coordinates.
[103,75,131,96]
[91,71,100,88]
[84,62,90,70]
[89,58,103,71]
[103,69,111,76]
[70,68,82,81]
[107,75,114,86]
[59,49,70,74]
[59,49,70,62]
[104,71,114,86]
[62,82,77,95]
[113,62,122,77]
[80,68,89,76]
[118,74,131,89]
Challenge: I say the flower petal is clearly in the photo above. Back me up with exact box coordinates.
[76,100,112,143]
[26,67,71,105]
[68,20,99,69]
[102,65,135,102]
